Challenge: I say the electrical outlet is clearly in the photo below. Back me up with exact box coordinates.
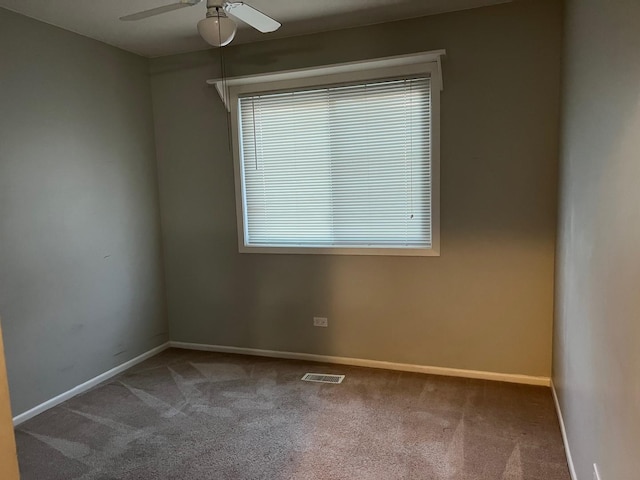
[593,464,601,480]
[313,317,328,327]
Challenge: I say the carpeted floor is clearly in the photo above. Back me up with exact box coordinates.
[14,348,571,479]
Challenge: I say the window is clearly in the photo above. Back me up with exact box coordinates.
[228,55,441,256]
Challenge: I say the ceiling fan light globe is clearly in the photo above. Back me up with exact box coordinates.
[198,16,237,47]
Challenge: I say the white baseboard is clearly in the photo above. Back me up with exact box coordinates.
[551,380,578,480]
[169,341,551,387]
[11,341,552,428]
[12,342,170,426]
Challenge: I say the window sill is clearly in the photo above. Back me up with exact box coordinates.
[238,245,440,257]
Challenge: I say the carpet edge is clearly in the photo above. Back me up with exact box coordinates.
[12,342,171,426]
[169,341,551,387]
[551,380,579,480]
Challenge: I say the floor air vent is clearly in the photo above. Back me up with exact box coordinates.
[301,373,345,384]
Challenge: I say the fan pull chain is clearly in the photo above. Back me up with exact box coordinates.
[216,7,232,152]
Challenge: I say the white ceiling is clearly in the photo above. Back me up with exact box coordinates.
[0,0,511,58]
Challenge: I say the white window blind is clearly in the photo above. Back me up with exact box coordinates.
[238,76,432,249]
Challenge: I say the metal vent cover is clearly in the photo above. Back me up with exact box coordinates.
[301,373,345,384]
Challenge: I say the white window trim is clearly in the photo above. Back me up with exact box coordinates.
[222,51,443,257]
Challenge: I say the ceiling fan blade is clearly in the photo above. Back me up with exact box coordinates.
[224,2,281,33]
[120,0,202,21]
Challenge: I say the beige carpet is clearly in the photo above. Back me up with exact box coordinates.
[15,348,570,479]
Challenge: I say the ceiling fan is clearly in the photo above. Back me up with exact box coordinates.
[120,0,281,47]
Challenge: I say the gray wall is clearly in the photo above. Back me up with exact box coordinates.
[151,0,562,377]
[554,0,640,479]
[0,8,167,416]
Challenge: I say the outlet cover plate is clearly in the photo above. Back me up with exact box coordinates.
[313,317,328,327]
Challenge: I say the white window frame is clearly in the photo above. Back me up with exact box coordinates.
[226,52,443,256]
